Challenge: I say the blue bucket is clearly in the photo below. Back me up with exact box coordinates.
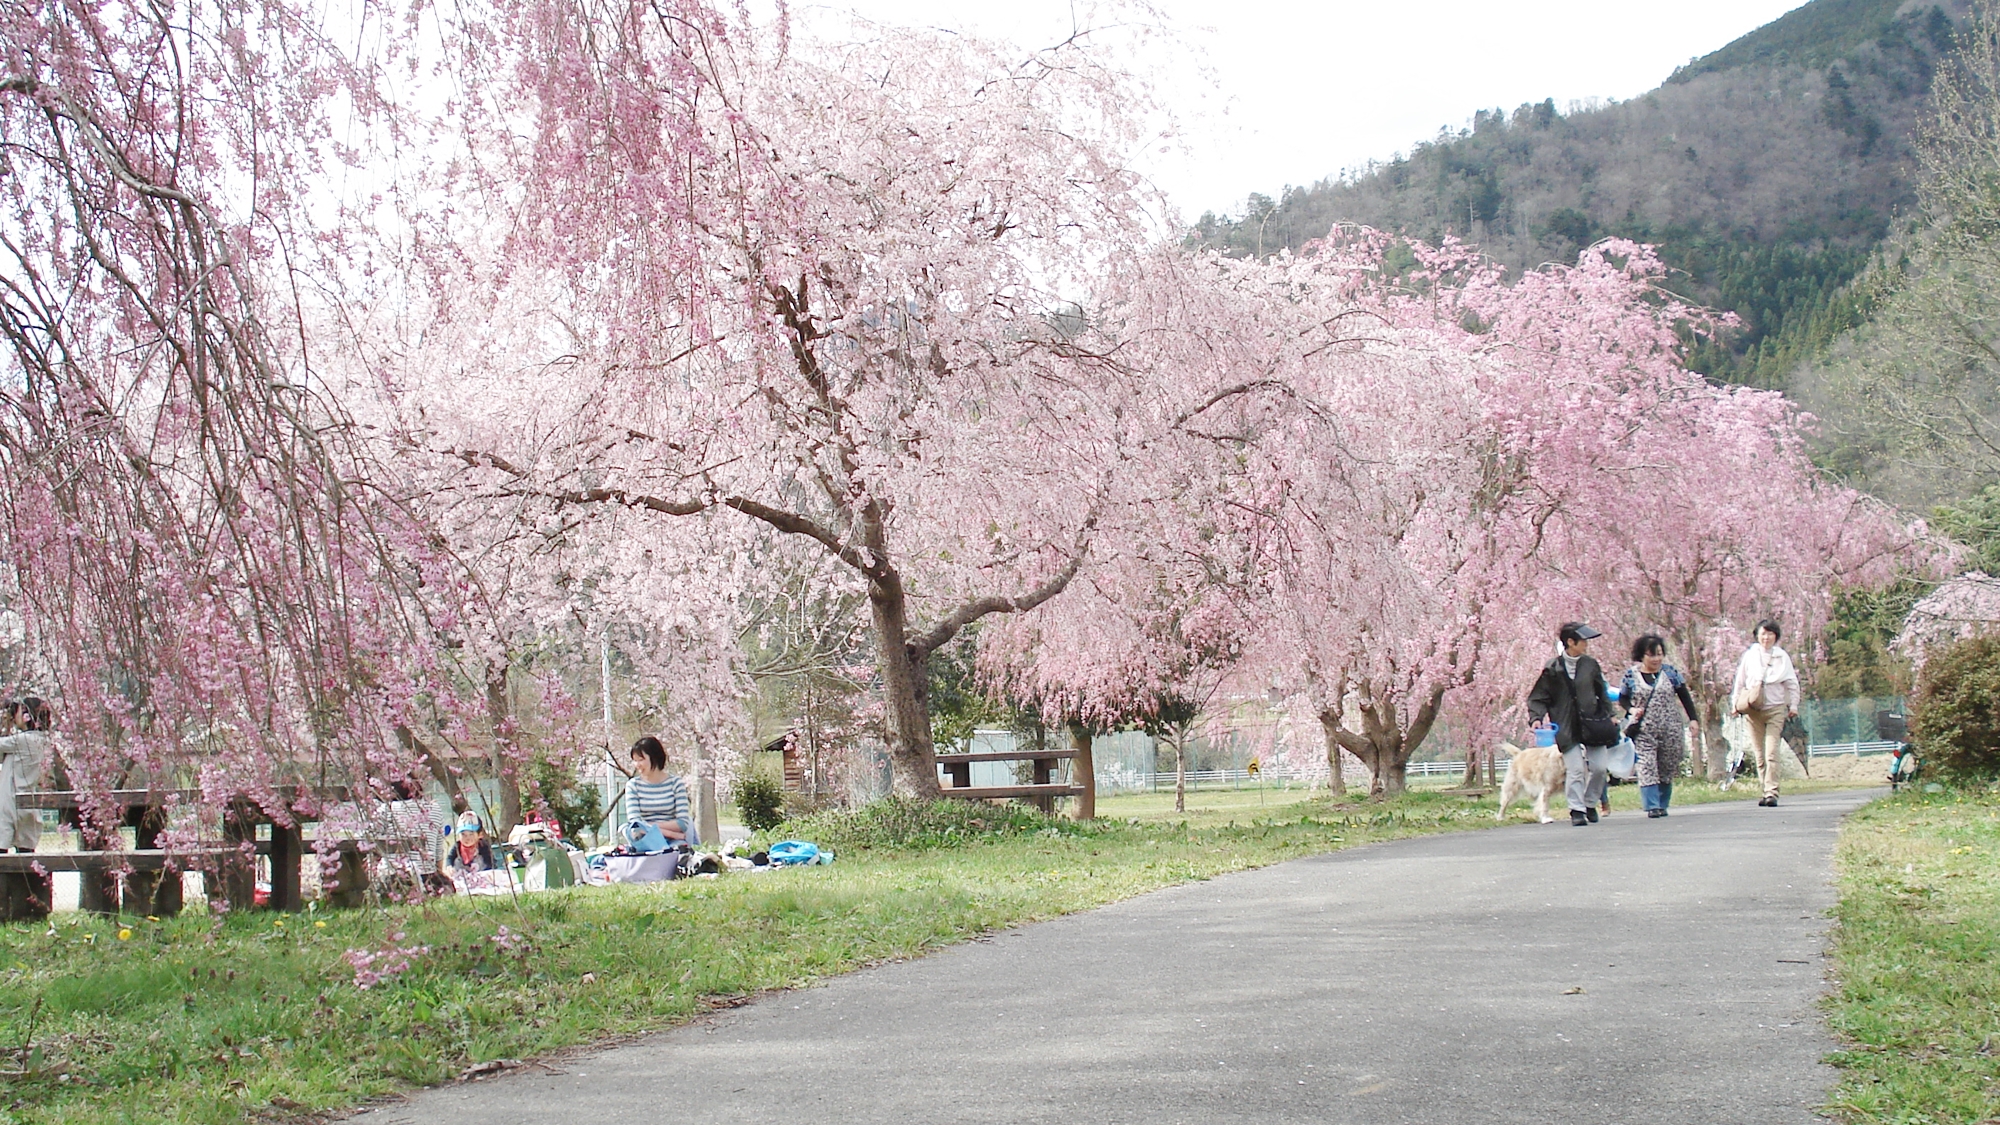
[1532,726,1557,748]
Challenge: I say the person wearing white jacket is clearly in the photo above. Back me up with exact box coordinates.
[0,697,50,851]
[1731,621,1801,807]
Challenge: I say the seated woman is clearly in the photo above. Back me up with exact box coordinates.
[442,811,497,876]
[627,736,696,848]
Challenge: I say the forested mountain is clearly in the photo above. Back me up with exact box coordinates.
[1194,0,1969,389]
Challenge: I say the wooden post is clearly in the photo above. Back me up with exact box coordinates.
[122,806,183,917]
[325,843,367,909]
[1069,724,1096,820]
[0,869,50,922]
[77,816,119,916]
[267,817,304,912]
[1030,757,1056,814]
[218,800,259,912]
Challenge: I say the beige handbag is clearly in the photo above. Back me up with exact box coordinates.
[1732,648,1766,714]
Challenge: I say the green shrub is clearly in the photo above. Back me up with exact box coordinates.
[771,796,1084,852]
[1912,635,2000,778]
[733,773,787,834]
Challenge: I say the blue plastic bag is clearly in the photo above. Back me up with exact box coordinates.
[620,819,669,855]
[768,840,825,866]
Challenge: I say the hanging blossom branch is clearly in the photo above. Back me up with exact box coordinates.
[0,1,473,835]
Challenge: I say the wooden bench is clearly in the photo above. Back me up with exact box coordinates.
[935,749,1084,811]
[4,786,364,922]
[0,839,369,922]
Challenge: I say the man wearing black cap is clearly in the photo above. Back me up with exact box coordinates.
[1527,622,1616,827]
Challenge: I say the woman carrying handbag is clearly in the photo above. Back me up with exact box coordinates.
[1731,620,1801,807]
[1620,635,1699,818]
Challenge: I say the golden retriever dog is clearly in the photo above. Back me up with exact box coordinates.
[1496,741,1567,824]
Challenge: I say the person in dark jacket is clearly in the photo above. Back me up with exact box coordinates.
[1527,622,1615,827]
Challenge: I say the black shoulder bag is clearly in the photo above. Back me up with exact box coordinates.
[1575,666,1621,745]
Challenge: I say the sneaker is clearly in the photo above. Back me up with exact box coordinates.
[1646,808,1664,818]
[1571,811,1590,826]
[1757,796,1777,807]
[1584,806,1600,824]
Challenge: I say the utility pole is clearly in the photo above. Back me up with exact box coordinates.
[602,636,617,845]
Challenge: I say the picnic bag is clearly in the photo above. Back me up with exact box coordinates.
[767,840,822,866]
[619,818,669,855]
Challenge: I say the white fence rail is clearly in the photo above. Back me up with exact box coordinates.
[1099,762,1476,792]
[1806,740,1900,758]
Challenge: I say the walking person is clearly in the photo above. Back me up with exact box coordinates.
[1731,620,1801,807]
[1528,622,1618,827]
[1620,635,1699,818]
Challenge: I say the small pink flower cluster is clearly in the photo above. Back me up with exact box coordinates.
[489,925,527,954]
[342,930,430,989]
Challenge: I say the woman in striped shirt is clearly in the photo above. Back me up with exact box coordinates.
[627,736,695,846]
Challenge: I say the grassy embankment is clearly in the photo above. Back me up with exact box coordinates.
[1825,787,2000,1123]
[0,776,1853,1125]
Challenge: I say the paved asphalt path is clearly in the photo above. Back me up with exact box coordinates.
[352,788,1876,1125]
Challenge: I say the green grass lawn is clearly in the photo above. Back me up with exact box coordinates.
[0,777,1870,1125]
[1824,787,2000,1124]
[0,792,1500,1125]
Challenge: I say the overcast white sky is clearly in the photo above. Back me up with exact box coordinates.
[813,0,1813,219]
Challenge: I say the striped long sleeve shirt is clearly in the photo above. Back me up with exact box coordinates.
[626,775,693,844]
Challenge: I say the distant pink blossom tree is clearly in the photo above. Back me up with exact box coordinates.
[982,507,1265,814]
[1894,573,2000,671]
[1220,234,1925,795]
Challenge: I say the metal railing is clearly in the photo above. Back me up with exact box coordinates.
[1806,740,1900,758]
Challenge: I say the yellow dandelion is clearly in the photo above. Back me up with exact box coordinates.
[314,921,326,929]
[117,928,132,941]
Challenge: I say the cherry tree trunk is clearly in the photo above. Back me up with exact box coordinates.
[1703,698,1731,783]
[1348,738,1409,798]
[1680,637,1711,778]
[870,577,945,800]
[1173,735,1187,814]
[1372,751,1408,798]
[484,660,524,833]
[1069,724,1096,820]
[1318,712,1348,799]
